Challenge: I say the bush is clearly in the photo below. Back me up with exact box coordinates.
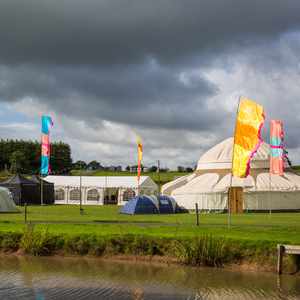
[173,235,227,267]
[0,233,21,251]
[20,225,56,256]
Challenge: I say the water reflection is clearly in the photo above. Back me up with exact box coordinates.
[0,255,299,299]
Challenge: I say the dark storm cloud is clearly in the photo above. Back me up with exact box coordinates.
[1,0,300,166]
[0,62,221,130]
[0,0,300,65]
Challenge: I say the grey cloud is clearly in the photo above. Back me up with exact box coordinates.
[0,0,300,65]
[0,62,223,131]
[1,0,300,167]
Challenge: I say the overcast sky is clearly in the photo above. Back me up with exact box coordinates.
[1,0,300,168]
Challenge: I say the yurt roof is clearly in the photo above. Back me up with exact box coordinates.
[197,137,270,171]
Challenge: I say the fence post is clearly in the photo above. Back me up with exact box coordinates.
[277,244,284,275]
[24,202,27,224]
[195,203,199,226]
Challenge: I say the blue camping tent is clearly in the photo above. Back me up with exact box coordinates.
[120,195,159,215]
[158,195,175,214]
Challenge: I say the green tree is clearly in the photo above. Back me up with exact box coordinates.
[72,160,87,170]
[9,150,26,173]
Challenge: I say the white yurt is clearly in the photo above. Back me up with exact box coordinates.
[162,137,300,211]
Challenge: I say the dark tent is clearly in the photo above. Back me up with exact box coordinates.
[0,174,54,205]
[30,175,55,205]
[120,195,159,215]
[158,195,188,214]
[158,195,175,214]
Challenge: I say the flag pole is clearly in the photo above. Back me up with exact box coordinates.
[40,173,44,205]
[229,96,242,228]
[269,132,272,216]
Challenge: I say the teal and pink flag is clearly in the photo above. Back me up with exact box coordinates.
[41,116,53,175]
[270,120,284,175]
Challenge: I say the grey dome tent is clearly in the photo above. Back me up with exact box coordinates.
[0,174,54,205]
[0,187,18,212]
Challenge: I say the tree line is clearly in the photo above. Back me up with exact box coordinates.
[0,139,72,174]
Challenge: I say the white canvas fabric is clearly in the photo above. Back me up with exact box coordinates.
[254,173,297,191]
[171,174,221,209]
[45,176,155,188]
[197,137,270,170]
[214,174,255,192]
[161,173,195,195]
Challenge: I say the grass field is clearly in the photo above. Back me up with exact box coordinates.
[1,205,300,245]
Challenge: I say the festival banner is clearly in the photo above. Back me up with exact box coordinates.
[270,120,284,175]
[232,97,265,178]
[137,136,143,185]
[41,116,53,175]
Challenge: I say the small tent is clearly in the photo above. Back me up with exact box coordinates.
[0,187,18,212]
[0,174,54,205]
[120,195,159,214]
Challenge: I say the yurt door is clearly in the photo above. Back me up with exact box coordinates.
[229,187,243,214]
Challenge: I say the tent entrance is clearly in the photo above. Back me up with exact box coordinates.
[229,187,243,214]
[104,188,119,205]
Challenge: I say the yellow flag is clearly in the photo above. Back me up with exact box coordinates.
[232,97,265,178]
[136,135,143,183]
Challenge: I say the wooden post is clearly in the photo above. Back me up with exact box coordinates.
[277,244,284,275]
[80,173,84,215]
[40,175,44,205]
[195,203,199,226]
[157,160,161,197]
[24,202,27,224]
[229,96,241,228]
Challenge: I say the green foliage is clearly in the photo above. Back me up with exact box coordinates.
[9,150,27,173]
[0,232,21,251]
[173,235,227,267]
[0,139,72,174]
[20,225,57,255]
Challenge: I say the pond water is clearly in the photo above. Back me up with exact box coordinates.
[0,256,300,300]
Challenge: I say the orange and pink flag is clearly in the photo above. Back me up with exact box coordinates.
[232,97,265,178]
[137,136,143,185]
[270,120,284,175]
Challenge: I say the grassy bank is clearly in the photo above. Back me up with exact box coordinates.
[0,227,280,270]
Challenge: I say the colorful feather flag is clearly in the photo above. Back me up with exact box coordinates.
[232,97,265,178]
[137,136,143,185]
[270,120,284,175]
[41,116,53,175]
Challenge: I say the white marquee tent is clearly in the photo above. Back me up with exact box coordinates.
[162,137,300,211]
[45,176,158,205]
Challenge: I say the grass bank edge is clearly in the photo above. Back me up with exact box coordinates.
[0,227,282,268]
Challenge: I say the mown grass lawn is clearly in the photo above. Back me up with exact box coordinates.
[1,205,300,244]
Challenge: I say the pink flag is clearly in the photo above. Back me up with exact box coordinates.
[270,120,284,175]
